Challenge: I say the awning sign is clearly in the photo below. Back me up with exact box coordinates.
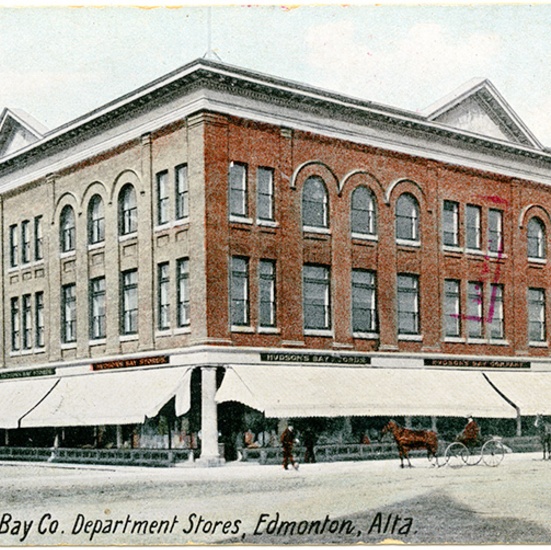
[92,355,170,371]
[260,352,370,365]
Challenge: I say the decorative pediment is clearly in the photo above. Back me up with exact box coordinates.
[423,78,542,150]
[0,108,48,159]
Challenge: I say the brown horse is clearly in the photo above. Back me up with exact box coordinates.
[381,420,439,468]
[535,415,551,460]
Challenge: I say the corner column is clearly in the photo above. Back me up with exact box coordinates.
[198,366,224,466]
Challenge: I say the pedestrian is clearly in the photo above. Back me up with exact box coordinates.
[303,428,317,463]
[280,425,299,470]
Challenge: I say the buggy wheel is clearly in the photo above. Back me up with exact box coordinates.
[482,440,504,467]
[445,442,469,468]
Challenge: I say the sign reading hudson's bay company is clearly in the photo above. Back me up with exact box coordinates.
[260,352,370,365]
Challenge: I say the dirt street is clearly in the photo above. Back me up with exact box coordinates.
[0,452,549,545]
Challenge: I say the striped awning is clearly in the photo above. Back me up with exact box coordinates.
[216,365,517,418]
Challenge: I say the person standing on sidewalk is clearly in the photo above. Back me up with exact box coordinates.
[280,425,299,470]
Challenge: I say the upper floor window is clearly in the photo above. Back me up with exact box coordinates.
[9,225,18,268]
[395,193,419,242]
[467,281,483,339]
[35,292,45,348]
[352,269,377,333]
[157,263,170,331]
[444,279,461,338]
[229,162,248,218]
[257,167,275,222]
[303,264,331,331]
[231,257,250,327]
[302,176,329,229]
[528,217,546,260]
[351,187,377,236]
[489,283,504,340]
[466,204,481,250]
[90,277,106,340]
[60,205,76,253]
[119,184,137,236]
[61,283,77,343]
[21,221,31,264]
[22,294,32,350]
[488,208,504,253]
[175,164,189,220]
[34,216,43,261]
[121,269,138,335]
[397,274,420,335]
[177,258,190,327]
[259,259,276,327]
[156,171,169,226]
[442,200,459,247]
[528,288,546,343]
[10,297,20,352]
[88,195,105,245]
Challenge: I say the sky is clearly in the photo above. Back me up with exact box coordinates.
[1,4,551,144]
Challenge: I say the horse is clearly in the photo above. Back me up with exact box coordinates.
[534,414,551,460]
[381,420,439,468]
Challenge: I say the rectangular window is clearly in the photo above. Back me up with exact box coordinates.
[442,200,459,247]
[175,164,189,220]
[177,258,190,327]
[158,263,170,330]
[488,208,504,253]
[259,259,276,327]
[35,292,45,348]
[466,205,481,250]
[22,294,32,350]
[34,216,43,261]
[257,167,274,221]
[90,277,106,340]
[156,171,169,225]
[121,269,138,335]
[352,269,377,333]
[229,162,247,218]
[397,274,420,335]
[444,279,461,338]
[21,221,31,264]
[303,265,331,331]
[467,281,483,338]
[62,283,77,343]
[10,297,20,352]
[231,257,249,326]
[489,284,504,340]
[9,225,18,268]
[528,288,546,343]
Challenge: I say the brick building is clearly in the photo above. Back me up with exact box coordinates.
[0,59,550,464]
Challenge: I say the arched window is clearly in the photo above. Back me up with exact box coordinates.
[88,195,105,245]
[396,193,419,242]
[528,217,546,259]
[351,187,377,236]
[119,184,137,236]
[60,205,76,253]
[302,176,329,229]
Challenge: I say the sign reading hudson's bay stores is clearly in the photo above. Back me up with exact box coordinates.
[260,352,370,365]
[92,356,170,371]
[425,358,530,369]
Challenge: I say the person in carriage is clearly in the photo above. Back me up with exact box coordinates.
[457,416,480,448]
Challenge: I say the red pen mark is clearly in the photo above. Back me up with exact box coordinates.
[476,194,510,206]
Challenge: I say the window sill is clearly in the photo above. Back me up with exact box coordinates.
[155,330,172,338]
[304,329,334,338]
[61,343,77,350]
[351,233,378,242]
[89,339,106,346]
[155,222,172,232]
[258,326,280,334]
[465,248,484,256]
[443,245,463,254]
[257,219,278,228]
[398,334,423,341]
[303,226,331,236]
[488,339,509,346]
[118,233,137,243]
[119,334,138,342]
[88,242,105,252]
[174,217,190,228]
[229,215,253,225]
[174,326,191,335]
[529,341,548,348]
[20,349,34,356]
[353,332,379,340]
[60,251,76,260]
[528,257,547,265]
[443,337,466,343]
[488,251,507,259]
[231,325,255,333]
[396,239,420,248]
[466,338,487,345]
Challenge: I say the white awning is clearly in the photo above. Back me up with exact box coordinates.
[216,365,517,418]
[20,366,192,428]
[485,371,551,416]
[0,377,59,429]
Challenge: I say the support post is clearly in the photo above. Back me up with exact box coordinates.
[197,366,224,466]
[116,425,123,449]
